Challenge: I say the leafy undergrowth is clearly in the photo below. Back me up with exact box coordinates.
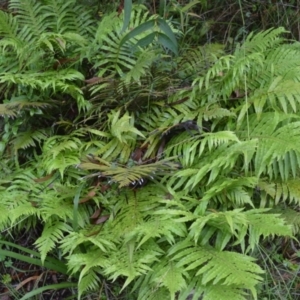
[0,229,135,300]
[2,1,300,300]
[2,234,300,300]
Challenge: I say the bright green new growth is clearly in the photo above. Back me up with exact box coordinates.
[0,1,298,299]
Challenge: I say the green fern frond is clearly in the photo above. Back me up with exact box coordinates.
[177,44,224,80]
[9,201,40,225]
[137,287,170,300]
[39,187,75,221]
[79,159,179,188]
[6,171,41,194]
[276,179,300,204]
[91,7,155,78]
[43,135,82,158]
[87,5,178,87]
[34,221,71,263]
[170,239,263,293]
[41,135,82,176]
[100,184,180,243]
[7,98,50,109]
[198,283,248,300]
[170,140,257,191]
[9,0,48,43]
[259,178,300,206]
[127,217,187,248]
[67,251,107,278]
[0,10,18,38]
[103,240,163,288]
[0,204,10,229]
[110,110,145,143]
[77,268,102,299]
[0,104,18,117]
[123,48,157,84]
[43,0,96,36]
[43,152,80,178]
[245,209,292,251]
[196,104,235,125]
[13,130,47,151]
[60,229,116,256]
[253,121,300,180]
[236,27,287,55]
[1,69,84,89]
[151,258,187,299]
[275,207,300,234]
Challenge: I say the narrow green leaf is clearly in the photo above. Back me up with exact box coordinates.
[135,32,156,48]
[121,0,132,33]
[181,0,201,13]
[0,240,68,271]
[73,183,85,233]
[157,18,177,47]
[0,240,41,257]
[0,249,68,275]
[120,19,155,46]
[158,0,167,16]
[157,32,178,55]
[19,283,77,300]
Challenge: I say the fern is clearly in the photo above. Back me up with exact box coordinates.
[77,268,102,299]
[86,5,177,87]
[34,221,71,263]
[12,130,47,152]
[0,104,18,117]
[275,207,300,234]
[135,257,187,300]
[0,10,18,38]
[9,0,48,42]
[1,6,300,299]
[170,239,263,297]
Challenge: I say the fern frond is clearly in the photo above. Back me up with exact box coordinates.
[259,178,300,207]
[39,187,75,221]
[196,283,247,300]
[8,201,40,225]
[1,69,84,89]
[128,218,187,248]
[77,268,102,299]
[0,104,18,117]
[103,239,163,288]
[60,229,116,256]
[41,135,83,176]
[245,209,292,251]
[253,121,300,180]
[34,221,71,263]
[43,0,96,36]
[275,207,300,234]
[169,140,257,191]
[67,251,107,278]
[151,258,187,298]
[0,10,18,38]
[177,44,224,80]
[79,159,179,188]
[9,0,48,43]
[170,239,263,292]
[236,27,287,55]
[137,287,170,300]
[13,130,47,151]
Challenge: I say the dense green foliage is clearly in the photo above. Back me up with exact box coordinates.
[1,0,300,299]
